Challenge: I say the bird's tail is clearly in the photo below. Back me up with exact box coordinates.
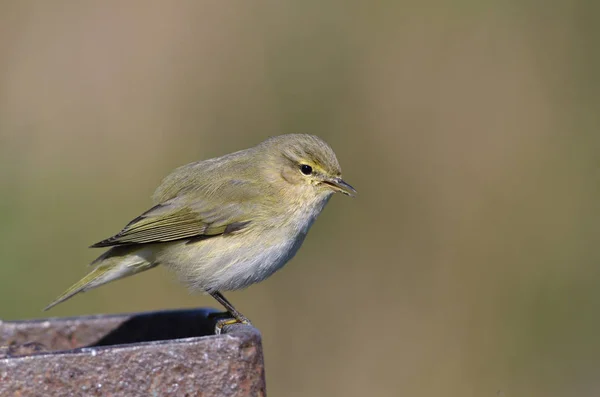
[44,248,157,311]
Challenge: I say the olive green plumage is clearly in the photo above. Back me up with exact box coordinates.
[45,134,356,322]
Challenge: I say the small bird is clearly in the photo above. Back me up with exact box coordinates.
[44,134,356,330]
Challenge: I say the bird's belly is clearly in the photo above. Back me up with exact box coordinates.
[158,229,307,292]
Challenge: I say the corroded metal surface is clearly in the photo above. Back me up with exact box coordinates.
[0,309,266,397]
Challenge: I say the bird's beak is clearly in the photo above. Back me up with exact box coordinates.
[323,177,357,197]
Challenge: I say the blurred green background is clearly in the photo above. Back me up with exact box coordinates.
[1,1,599,396]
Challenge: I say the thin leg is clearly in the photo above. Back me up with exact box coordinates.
[210,291,252,334]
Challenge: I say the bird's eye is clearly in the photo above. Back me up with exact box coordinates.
[300,164,313,175]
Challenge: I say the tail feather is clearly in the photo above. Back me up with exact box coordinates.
[44,255,157,311]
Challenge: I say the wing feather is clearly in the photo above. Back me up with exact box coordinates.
[91,157,265,248]
[90,200,252,248]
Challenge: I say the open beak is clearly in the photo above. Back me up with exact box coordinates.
[323,177,357,197]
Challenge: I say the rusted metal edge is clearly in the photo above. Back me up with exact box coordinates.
[0,309,266,397]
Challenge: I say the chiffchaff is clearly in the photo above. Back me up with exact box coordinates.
[45,134,355,329]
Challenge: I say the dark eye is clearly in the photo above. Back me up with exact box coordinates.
[300,164,313,175]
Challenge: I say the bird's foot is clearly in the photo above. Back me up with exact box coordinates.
[211,312,252,335]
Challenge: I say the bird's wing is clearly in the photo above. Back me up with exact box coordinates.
[90,197,255,248]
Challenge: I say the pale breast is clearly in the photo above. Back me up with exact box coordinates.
[158,193,332,292]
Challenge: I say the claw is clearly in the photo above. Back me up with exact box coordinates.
[214,317,252,335]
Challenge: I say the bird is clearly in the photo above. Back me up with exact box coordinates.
[44,134,356,330]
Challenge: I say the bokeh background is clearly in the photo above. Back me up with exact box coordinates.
[1,2,599,396]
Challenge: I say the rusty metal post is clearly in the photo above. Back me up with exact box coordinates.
[0,309,266,396]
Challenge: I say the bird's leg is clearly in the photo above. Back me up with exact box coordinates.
[210,291,251,323]
[210,291,252,335]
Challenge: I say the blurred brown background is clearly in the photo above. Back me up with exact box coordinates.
[1,2,599,396]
